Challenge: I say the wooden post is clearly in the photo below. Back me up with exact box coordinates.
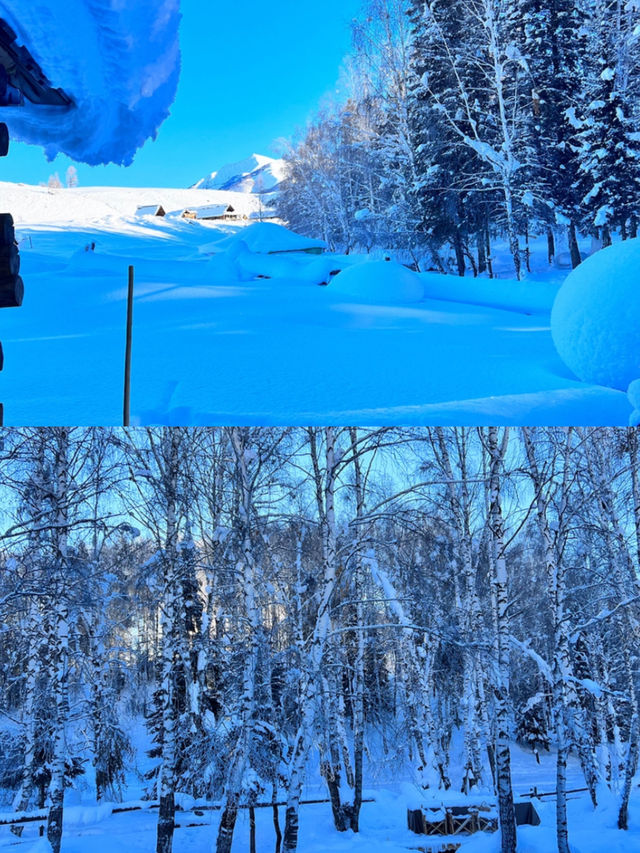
[123,265,134,426]
[249,806,256,853]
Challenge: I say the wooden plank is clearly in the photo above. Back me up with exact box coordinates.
[1,797,376,827]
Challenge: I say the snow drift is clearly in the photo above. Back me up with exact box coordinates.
[0,0,181,165]
[421,272,558,316]
[224,222,327,256]
[330,260,424,304]
[551,239,640,391]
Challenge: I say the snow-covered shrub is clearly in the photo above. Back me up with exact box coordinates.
[628,379,640,426]
[551,239,640,390]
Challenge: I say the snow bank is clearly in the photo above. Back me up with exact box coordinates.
[0,0,181,165]
[551,240,640,391]
[421,272,558,316]
[227,222,326,255]
[234,247,308,281]
[330,260,424,304]
[233,247,340,283]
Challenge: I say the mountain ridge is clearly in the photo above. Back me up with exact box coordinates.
[191,153,286,194]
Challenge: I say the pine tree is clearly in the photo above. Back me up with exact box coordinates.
[577,1,640,239]
[513,0,588,265]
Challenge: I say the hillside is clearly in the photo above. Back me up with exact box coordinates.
[1,181,264,226]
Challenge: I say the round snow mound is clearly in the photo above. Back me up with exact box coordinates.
[551,239,640,391]
[330,261,424,304]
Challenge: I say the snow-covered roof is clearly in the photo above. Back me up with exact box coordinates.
[183,204,236,219]
[234,222,326,254]
[0,1,181,165]
[136,204,165,216]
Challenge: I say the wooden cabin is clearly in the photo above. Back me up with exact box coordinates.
[136,204,166,217]
[181,203,239,222]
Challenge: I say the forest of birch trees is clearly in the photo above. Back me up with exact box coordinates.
[279,0,640,277]
[0,427,639,853]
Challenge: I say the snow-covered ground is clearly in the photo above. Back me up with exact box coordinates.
[1,739,637,853]
[1,182,632,426]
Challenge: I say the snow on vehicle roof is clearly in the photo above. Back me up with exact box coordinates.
[0,1,181,165]
[232,222,326,254]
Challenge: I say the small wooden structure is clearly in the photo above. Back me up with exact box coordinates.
[408,801,539,839]
[408,805,497,837]
[136,204,166,217]
[182,203,239,221]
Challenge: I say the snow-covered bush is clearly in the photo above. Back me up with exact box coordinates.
[329,260,424,304]
[551,239,640,390]
[628,379,640,426]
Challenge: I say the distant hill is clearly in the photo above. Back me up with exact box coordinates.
[191,154,287,194]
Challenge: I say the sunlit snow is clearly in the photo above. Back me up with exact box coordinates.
[0,182,632,426]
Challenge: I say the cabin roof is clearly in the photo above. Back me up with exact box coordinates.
[136,204,165,216]
[184,203,236,219]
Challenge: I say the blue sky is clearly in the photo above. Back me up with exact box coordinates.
[2,0,362,188]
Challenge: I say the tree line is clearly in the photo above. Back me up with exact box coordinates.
[0,426,639,853]
[278,0,640,278]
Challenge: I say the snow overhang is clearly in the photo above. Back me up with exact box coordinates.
[0,1,181,166]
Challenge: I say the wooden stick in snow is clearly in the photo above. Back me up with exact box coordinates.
[123,265,134,427]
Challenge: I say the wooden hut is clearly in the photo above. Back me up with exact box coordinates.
[136,204,166,217]
[181,203,238,221]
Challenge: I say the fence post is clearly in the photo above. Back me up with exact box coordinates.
[123,265,134,426]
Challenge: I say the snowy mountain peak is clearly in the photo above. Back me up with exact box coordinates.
[191,154,287,194]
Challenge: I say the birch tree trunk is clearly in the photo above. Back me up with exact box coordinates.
[46,429,71,853]
[216,427,262,853]
[432,427,488,791]
[521,427,576,853]
[348,427,366,832]
[485,427,517,853]
[13,600,41,815]
[156,430,182,853]
[283,427,340,852]
[618,715,639,830]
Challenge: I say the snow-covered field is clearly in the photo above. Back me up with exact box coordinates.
[1,182,632,426]
[1,739,637,853]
